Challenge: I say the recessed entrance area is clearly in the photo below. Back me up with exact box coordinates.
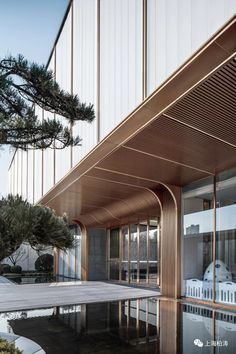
[108,218,160,287]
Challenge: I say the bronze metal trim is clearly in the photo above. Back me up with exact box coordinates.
[32,149,35,204]
[42,110,44,196]
[70,1,74,168]
[213,175,216,303]
[26,150,28,199]
[96,0,101,143]
[119,227,122,281]
[128,225,131,283]
[147,220,149,284]
[157,217,161,287]
[20,150,23,195]
[137,223,140,284]
[107,229,110,280]
[142,0,147,100]
[53,47,56,186]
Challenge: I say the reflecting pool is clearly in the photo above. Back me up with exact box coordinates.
[0,299,235,353]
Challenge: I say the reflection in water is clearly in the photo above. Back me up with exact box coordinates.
[181,304,236,354]
[0,299,235,353]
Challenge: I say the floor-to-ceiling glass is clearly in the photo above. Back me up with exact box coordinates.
[183,177,214,301]
[109,228,120,281]
[130,224,138,283]
[216,168,236,305]
[121,226,129,281]
[183,168,236,306]
[148,219,158,285]
[57,224,81,279]
[139,221,148,284]
[108,218,160,287]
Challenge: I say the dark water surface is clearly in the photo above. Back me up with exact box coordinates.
[6,274,76,284]
[0,298,235,353]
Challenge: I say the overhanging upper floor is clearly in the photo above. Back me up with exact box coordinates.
[38,16,236,228]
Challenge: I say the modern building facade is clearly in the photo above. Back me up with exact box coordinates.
[8,0,236,308]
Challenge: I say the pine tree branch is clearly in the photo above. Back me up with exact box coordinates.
[0,54,95,150]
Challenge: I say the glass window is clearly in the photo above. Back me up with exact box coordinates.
[148,219,158,284]
[216,169,236,305]
[109,228,120,281]
[140,222,148,283]
[121,226,129,281]
[130,224,138,282]
[109,261,120,280]
[183,177,214,301]
[108,219,159,286]
[110,228,120,259]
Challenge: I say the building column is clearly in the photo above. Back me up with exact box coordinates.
[80,226,107,281]
[154,185,182,299]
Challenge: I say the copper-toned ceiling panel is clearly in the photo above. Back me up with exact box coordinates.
[72,176,149,201]
[125,114,236,174]
[97,146,209,186]
[86,168,160,190]
[48,182,160,228]
[167,57,236,146]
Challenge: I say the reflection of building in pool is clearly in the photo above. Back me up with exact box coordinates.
[2,300,236,354]
[182,304,236,354]
[7,299,159,353]
[8,1,236,309]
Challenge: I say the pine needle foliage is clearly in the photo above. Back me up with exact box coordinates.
[0,194,74,261]
[0,338,22,354]
[0,55,95,150]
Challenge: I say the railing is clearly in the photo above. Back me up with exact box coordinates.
[185,279,236,305]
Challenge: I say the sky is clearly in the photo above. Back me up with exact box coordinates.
[0,0,69,197]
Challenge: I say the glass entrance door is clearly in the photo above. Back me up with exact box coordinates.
[108,218,160,287]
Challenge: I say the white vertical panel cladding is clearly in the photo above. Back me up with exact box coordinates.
[34,106,43,203]
[147,0,236,95]
[43,110,55,194]
[11,163,14,195]
[75,237,81,278]
[63,251,69,277]
[11,158,15,195]
[16,150,22,195]
[58,250,64,275]
[8,163,12,195]
[27,149,34,204]
[69,247,75,278]
[14,150,18,195]
[55,10,71,182]
[21,150,27,200]
[73,0,97,166]
[100,0,142,140]
[43,54,55,194]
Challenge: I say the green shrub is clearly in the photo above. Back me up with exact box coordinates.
[0,264,11,274]
[35,253,53,272]
[10,265,22,274]
[0,338,22,353]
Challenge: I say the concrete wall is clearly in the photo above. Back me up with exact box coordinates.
[88,228,107,281]
[2,244,53,271]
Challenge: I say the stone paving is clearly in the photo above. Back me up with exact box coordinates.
[0,281,160,312]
